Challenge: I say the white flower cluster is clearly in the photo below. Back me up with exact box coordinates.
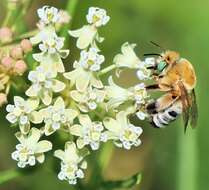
[6,6,154,186]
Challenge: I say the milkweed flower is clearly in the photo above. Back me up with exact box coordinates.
[40,97,78,136]
[11,128,52,168]
[64,61,103,92]
[105,76,132,109]
[6,97,42,134]
[69,25,98,50]
[86,7,110,27]
[54,142,88,185]
[103,111,143,150]
[37,6,60,26]
[70,86,106,112]
[69,7,109,50]
[70,115,107,150]
[114,42,141,69]
[26,66,65,105]
[79,47,105,72]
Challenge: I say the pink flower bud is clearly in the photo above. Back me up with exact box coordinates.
[0,27,13,43]
[14,60,27,75]
[59,10,71,24]
[20,39,32,53]
[0,93,7,107]
[1,56,14,70]
[10,46,23,60]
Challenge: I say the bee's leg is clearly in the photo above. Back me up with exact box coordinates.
[146,92,179,114]
[146,84,160,90]
[146,83,171,92]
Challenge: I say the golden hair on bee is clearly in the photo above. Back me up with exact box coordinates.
[145,48,198,132]
[161,51,180,65]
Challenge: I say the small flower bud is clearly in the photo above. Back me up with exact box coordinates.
[58,10,71,24]
[20,39,33,53]
[0,93,7,107]
[14,60,27,75]
[10,46,23,60]
[0,27,13,43]
[1,56,14,70]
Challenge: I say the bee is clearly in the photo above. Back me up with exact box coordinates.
[144,45,198,131]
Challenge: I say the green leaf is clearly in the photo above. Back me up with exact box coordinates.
[100,172,142,190]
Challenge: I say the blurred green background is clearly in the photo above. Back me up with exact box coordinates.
[0,0,208,189]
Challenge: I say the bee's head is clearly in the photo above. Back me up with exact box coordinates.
[162,51,180,65]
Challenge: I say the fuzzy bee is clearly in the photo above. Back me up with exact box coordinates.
[144,45,198,131]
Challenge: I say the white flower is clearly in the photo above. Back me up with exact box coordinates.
[103,111,143,150]
[79,47,104,72]
[54,142,88,185]
[69,25,98,50]
[30,27,69,74]
[133,83,148,104]
[40,97,78,136]
[6,97,42,134]
[70,115,107,150]
[39,34,64,54]
[114,42,141,69]
[105,76,132,109]
[64,62,103,92]
[37,6,60,26]
[26,66,65,105]
[105,77,149,110]
[136,109,147,120]
[71,86,106,112]
[136,57,155,80]
[11,128,52,168]
[86,7,110,27]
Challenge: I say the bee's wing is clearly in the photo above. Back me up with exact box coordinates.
[189,89,198,128]
[178,82,190,132]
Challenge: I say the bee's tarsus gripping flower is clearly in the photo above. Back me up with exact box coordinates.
[54,142,89,185]
[103,111,143,150]
[12,128,52,168]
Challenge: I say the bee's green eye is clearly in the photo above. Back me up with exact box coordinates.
[157,61,167,72]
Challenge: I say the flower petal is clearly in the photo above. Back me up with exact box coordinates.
[29,111,43,124]
[51,79,65,92]
[35,140,52,153]
[54,149,65,161]
[70,124,82,136]
[78,114,92,127]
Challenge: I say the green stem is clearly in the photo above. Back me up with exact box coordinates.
[177,126,198,190]
[98,65,116,76]
[12,0,34,32]
[2,10,13,27]
[0,169,21,185]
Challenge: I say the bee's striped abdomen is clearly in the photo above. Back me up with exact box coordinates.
[151,101,182,128]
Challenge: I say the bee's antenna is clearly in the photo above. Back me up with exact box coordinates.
[143,53,162,57]
[150,41,166,51]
